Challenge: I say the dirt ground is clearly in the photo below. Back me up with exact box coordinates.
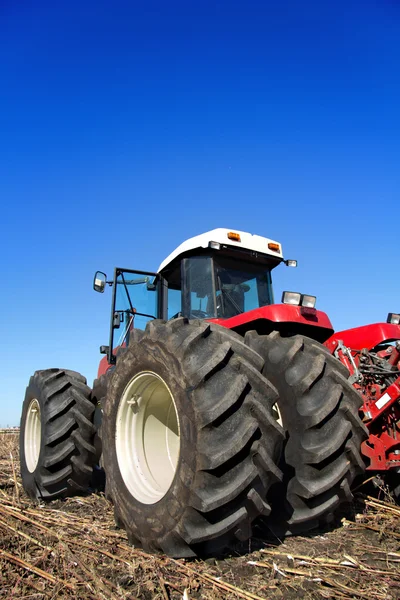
[1,431,400,600]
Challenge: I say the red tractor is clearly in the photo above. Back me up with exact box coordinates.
[20,229,400,557]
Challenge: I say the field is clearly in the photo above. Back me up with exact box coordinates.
[1,431,400,600]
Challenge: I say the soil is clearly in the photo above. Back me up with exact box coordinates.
[1,431,399,599]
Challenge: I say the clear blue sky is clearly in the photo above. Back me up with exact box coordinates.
[1,1,399,426]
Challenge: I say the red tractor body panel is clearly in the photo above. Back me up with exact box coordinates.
[324,322,400,353]
[98,355,110,378]
[209,304,334,336]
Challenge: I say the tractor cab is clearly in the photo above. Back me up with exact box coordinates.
[93,228,334,368]
[94,229,287,361]
[159,228,285,321]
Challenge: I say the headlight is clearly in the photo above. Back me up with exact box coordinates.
[387,313,400,325]
[282,291,317,308]
[282,291,301,306]
[285,259,298,267]
[301,294,316,308]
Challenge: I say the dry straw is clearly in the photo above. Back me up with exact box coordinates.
[1,431,399,599]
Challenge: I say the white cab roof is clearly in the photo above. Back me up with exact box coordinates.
[158,228,283,273]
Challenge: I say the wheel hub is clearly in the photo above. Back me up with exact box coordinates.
[116,371,180,504]
[25,398,41,473]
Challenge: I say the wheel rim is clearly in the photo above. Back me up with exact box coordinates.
[116,371,180,504]
[272,402,283,427]
[25,399,41,473]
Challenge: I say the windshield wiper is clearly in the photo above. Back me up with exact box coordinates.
[222,290,243,314]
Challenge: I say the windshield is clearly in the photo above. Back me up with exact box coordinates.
[214,257,273,318]
[181,255,274,319]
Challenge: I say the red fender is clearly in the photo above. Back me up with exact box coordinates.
[97,354,111,378]
[324,322,400,353]
[209,303,334,335]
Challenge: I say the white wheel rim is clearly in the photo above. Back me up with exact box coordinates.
[272,402,283,427]
[116,371,180,504]
[25,399,41,473]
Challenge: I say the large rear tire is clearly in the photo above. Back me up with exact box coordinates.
[20,369,96,501]
[102,318,284,557]
[246,331,368,532]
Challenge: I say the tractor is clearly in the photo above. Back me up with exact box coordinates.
[20,228,400,557]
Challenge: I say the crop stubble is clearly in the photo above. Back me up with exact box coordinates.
[1,432,399,599]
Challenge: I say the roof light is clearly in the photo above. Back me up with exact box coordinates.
[301,294,316,308]
[209,241,221,250]
[282,291,301,306]
[268,242,280,252]
[227,231,241,242]
[387,313,400,325]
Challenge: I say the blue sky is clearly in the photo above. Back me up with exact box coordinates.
[1,1,399,426]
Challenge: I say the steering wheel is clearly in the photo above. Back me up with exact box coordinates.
[190,310,209,319]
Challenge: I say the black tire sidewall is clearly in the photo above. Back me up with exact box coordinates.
[20,369,95,501]
[103,338,198,540]
[20,376,47,499]
[257,332,367,527]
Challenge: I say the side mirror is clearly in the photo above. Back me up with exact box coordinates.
[284,259,297,268]
[93,271,107,293]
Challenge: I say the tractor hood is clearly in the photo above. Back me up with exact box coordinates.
[208,303,334,342]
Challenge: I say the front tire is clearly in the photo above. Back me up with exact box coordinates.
[102,318,284,557]
[20,369,96,501]
[246,331,368,532]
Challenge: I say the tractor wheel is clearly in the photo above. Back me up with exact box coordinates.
[101,318,284,557]
[246,331,368,533]
[20,369,97,501]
